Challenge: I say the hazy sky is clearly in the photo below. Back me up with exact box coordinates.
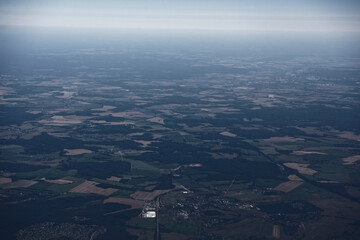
[1,0,360,32]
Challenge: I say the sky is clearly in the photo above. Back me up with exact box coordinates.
[0,0,360,33]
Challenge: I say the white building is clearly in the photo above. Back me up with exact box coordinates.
[142,211,156,218]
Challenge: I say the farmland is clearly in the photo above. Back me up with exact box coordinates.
[0,27,359,240]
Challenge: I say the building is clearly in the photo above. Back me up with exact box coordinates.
[142,201,156,218]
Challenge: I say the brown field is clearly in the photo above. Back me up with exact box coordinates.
[69,181,118,196]
[64,149,93,155]
[283,163,317,175]
[309,197,360,220]
[342,155,360,165]
[147,117,165,125]
[292,151,326,156]
[42,178,73,184]
[346,186,360,199]
[272,225,280,239]
[220,131,237,137]
[104,197,144,209]
[287,174,302,181]
[130,189,172,201]
[0,179,38,189]
[274,180,304,192]
[0,177,12,185]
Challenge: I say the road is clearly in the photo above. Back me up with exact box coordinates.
[155,197,160,240]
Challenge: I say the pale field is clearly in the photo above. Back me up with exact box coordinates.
[106,176,122,182]
[26,110,42,114]
[287,174,303,181]
[47,132,70,138]
[0,179,38,189]
[186,163,203,168]
[41,178,73,184]
[337,132,360,141]
[263,137,305,142]
[147,117,165,125]
[46,108,71,114]
[283,163,318,175]
[90,120,108,124]
[217,107,241,112]
[342,155,360,165]
[128,132,144,137]
[152,133,163,139]
[220,131,237,137]
[91,105,117,111]
[94,86,123,91]
[274,180,304,192]
[0,87,15,96]
[107,121,134,126]
[259,147,278,155]
[130,189,172,201]
[110,111,150,118]
[69,181,118,196]
[251,98,278,108]
[90,120,134,125]
[56,91,76,99]
[292,151,326,156]
[39,115,92,126]
[134,140,156,148]
[64,149,93,155]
